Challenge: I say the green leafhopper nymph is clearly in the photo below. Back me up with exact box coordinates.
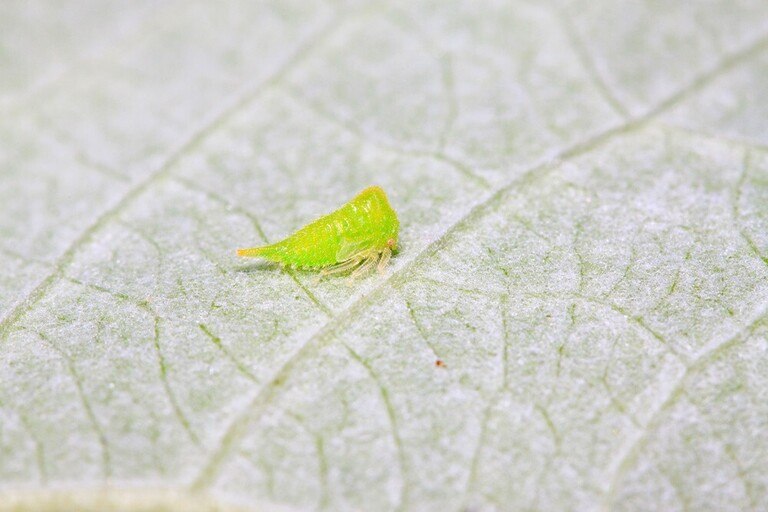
[237,186,399,278]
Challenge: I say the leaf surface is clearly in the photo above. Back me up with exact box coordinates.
[1,1,768,511]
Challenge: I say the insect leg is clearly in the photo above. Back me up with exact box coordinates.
[320,257,363,278]
[350,253,378,280]
[376,247,392,274]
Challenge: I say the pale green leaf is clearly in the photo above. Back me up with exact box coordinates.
[1,1,768,511]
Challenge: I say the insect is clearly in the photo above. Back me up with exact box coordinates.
[237,186,399,279]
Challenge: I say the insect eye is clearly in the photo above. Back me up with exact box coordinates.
[387,238,395,248]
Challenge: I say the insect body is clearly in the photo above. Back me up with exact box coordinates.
[237,186,399,278]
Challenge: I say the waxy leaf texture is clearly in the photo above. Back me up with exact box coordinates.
[1,1,768,511]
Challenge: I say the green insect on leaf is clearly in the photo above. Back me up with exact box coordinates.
[237,186,399,278]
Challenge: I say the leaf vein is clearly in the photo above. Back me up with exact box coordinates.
[189,33,768,487]
[0,13,348,339]
[600,302,768,510]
